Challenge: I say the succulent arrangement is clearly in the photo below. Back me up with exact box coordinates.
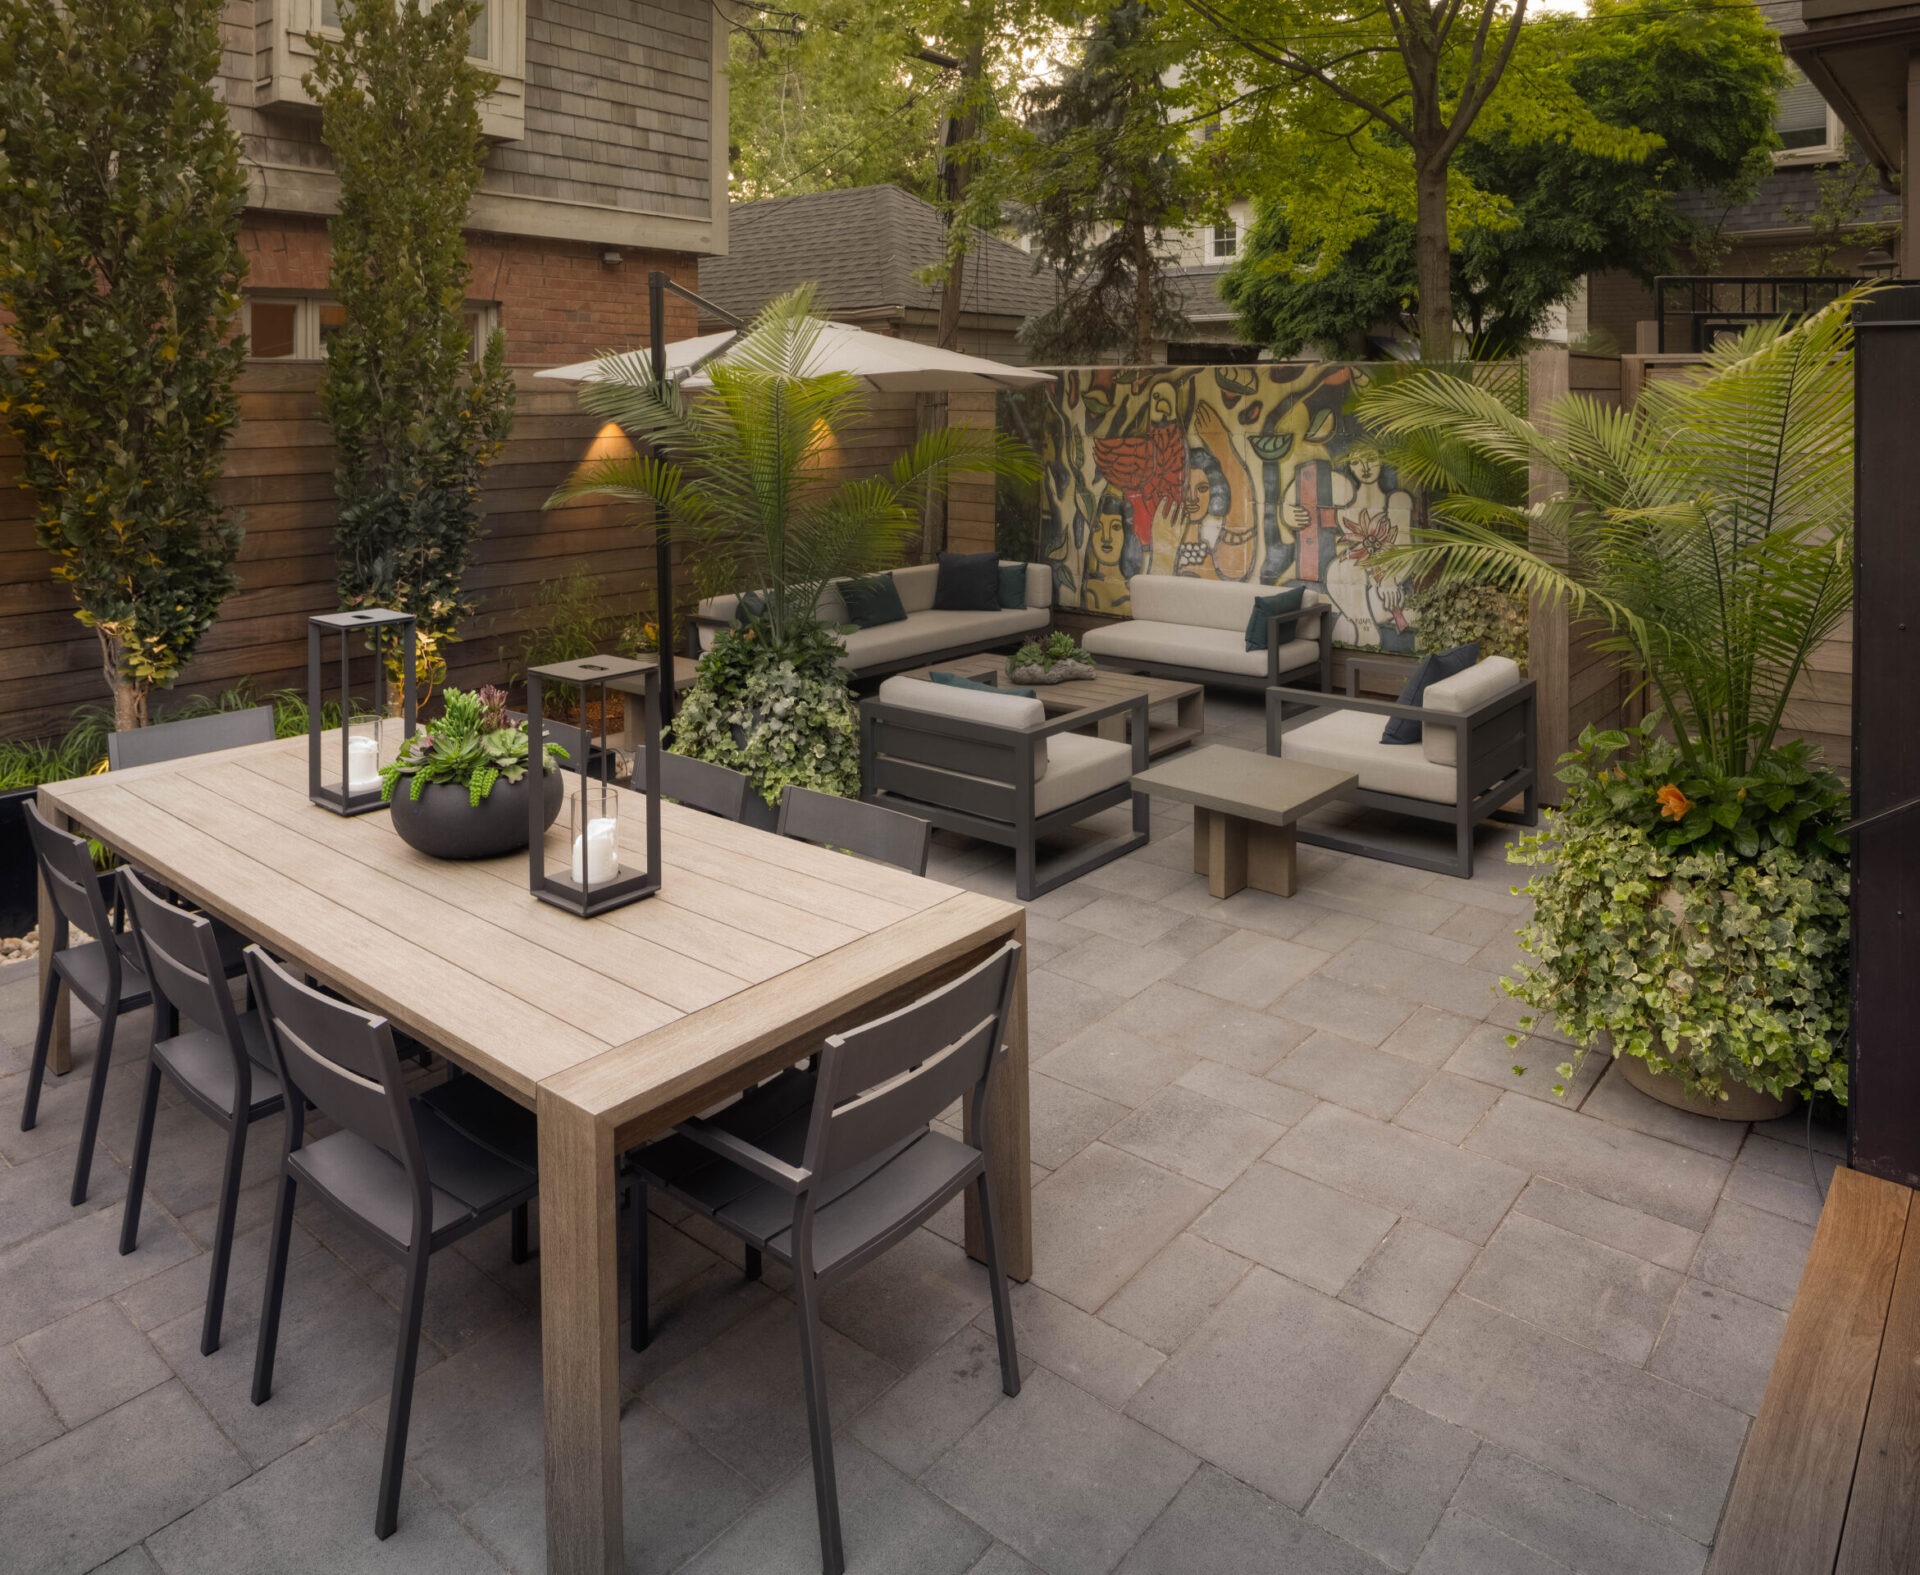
[1010,630,1097,684]
[380,685,567,807]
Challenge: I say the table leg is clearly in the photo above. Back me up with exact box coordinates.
[964,913,1031,1282]
[1191,808,1211,877]
[1207,811,1249,899]
[1246,823,1299,897]
[537,1091,624,1575]
[1179,688,1205,745]
[36,797,71,1075]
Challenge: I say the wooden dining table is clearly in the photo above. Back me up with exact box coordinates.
[37,727,1029,1575]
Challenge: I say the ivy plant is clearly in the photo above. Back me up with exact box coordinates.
[0,0,248,731]
[309,0,515,694]
[1406,581,1528,668]
[381,686,566,807]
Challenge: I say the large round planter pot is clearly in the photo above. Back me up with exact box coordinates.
[1617,1050,1798,1122]
[389,771,564,861]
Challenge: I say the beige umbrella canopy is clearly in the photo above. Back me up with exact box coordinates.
[537,319,1055,394]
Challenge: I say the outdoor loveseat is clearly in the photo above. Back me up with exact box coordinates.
[859,675,1149,899]
[696,561,1052,679]
[1265,654,1538,877]
[1080,574,1333,694]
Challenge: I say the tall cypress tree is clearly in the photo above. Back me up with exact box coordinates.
[0,0,248,731]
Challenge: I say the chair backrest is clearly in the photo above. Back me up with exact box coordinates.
[778,786,930,876]
[108,706,276,771]
[806,940,1020,1187]
[245,946,420,1171]
[121,868,242,1049]
[636,747,752,821]
[23,799,113,946]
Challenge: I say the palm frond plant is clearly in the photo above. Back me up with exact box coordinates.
[547,285,1040,803]
[1353,293,1867,1110]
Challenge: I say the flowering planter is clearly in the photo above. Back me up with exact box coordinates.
[389,770,564,861]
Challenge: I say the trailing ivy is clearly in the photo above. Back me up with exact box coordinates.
[308,0,515,693]
[1406,580,1528,668]
[0,0,248,731]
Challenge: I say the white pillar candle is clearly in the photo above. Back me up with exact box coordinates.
[571,817,620,885]
[345,733,382,791]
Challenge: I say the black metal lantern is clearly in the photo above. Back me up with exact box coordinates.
[307,609,417,815]
[527,655,662,916]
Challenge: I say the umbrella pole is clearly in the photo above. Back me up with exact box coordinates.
[648,271,676,728]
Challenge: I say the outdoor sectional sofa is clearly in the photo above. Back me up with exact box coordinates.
[1080,574,1333,694]
[1265,654,1539,878]
[695,561,1052,680]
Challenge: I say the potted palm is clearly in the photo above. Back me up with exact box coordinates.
[547,285,1038,812]
[382,686,568,859]
[1356,291,1864,1114]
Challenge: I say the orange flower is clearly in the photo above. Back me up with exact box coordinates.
[1655,784,1692,821]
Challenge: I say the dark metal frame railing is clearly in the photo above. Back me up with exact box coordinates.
[1653,275,1856,353]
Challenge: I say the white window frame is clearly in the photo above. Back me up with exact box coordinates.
[1212,219,1240,261]
[244,294,501,362]
[1773,65,1845,165]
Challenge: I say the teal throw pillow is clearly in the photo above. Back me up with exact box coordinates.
[730,590,768,630]
[930,671,1037,700]
[840,573,907,629]
[998,562,1029,610]
[1244,585,1308,651]
[1382,641,1479,744]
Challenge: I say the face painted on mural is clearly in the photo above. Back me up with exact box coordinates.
[1182,466,1211,525]
[1091,504,1126,568]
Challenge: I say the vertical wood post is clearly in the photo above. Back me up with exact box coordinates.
[1525,345,1572,806]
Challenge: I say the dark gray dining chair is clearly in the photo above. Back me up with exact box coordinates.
[777,785,931,876]
[629,940,1024,1575]
[107,704,276,771]
[245,946,538,1540]
[19,801,152,1207]
[118,869,284,1355]
[634,746,753,821]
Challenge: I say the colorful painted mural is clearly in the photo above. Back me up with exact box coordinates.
[1025,364,1425,655]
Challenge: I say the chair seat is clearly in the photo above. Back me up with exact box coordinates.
[153,1009,284,1120]
[418,1073,539,1169]
[1283,708,1459,804]
[290,1104,537,1253]
[1033,733,1134,818]
[55,933,150,1016]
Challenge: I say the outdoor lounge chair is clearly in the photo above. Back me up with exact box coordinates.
[1265,654,1539,877]
[858,675,1149,899]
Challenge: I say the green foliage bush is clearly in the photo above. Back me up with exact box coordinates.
[1507,722,1850,1105]
[1010,631,1093,672]
[669,626,859,807]
[1407,581,1528,668]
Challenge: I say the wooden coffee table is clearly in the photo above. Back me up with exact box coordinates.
[904,655,1205,760]
[1132,746,1357,898]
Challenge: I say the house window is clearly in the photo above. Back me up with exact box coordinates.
[319,0,493,64]
[1775,66,1843,162]
[244,295,500,361]
[1212,219,1239,260]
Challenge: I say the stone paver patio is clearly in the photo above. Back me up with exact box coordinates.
[0,696,1830,1574]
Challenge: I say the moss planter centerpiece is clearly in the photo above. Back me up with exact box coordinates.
[382,686,567,860]
[1009,631,1098,686]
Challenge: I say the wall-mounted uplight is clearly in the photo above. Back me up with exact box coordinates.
[602,250,623,269]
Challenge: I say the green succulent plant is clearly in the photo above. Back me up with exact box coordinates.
[380,685,567,807]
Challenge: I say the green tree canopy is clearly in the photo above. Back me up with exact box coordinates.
[0,0,248,731]
[1222,0,1784,356]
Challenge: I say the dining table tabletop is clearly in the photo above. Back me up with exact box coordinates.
[37,724,1030,1574]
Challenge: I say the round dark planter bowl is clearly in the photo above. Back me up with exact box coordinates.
[388,770,564,861]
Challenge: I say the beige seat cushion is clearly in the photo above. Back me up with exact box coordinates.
[839,608,1046,672]
[1034,732,1133,817]
[1420,657,1524,766]
[1283,708,1457,804]
[875,675,1049,779]
[1081,620,1319,679]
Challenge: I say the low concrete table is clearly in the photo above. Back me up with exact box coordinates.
[1133,746,1357,898]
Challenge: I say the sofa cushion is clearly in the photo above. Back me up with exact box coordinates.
[1283,708,1457,804]
[935,551,1002,612]
[1382,642,1479,745]
[998,563,1029,610]
[1034,733,1133,818]
[1023,562,1051,610]
[892,562,940,615]
[875,675,1048,780]
[837,607,1047,673]
[731,590,768,631]
[841,573,906,629]
[1420,656,1524,766]
[1245,585,1307,651]
[1081,619,1319,679]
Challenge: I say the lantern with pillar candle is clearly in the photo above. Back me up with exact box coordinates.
[307,609,416,815]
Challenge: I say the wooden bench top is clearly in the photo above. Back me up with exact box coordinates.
[1709,1165,1920,1574]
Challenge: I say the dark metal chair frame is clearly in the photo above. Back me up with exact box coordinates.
[106,705,276,772]
[629,940,1024,1575]
[633,745,757,823]
[777,784,931,876]
[858,692,1151,899]
[245,948,537,1540]
[1264,658,1540,878]
[19,800,151,1206]
[118,868,285,1355]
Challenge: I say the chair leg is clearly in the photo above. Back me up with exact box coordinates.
[744,1245,763,1282]
[20,972,62,1132]
[69,1005,120,1206]
[375,1246,431,1540]
[510,1201,531,1264]
[118,1061,163,1256]
[251,1171,298,1406]
[793,1278,845,1575]
[975,1169,1022,1398]
[629,1177,650,1352]
[200,1116,249,1356]
[1454,813,1474,879]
